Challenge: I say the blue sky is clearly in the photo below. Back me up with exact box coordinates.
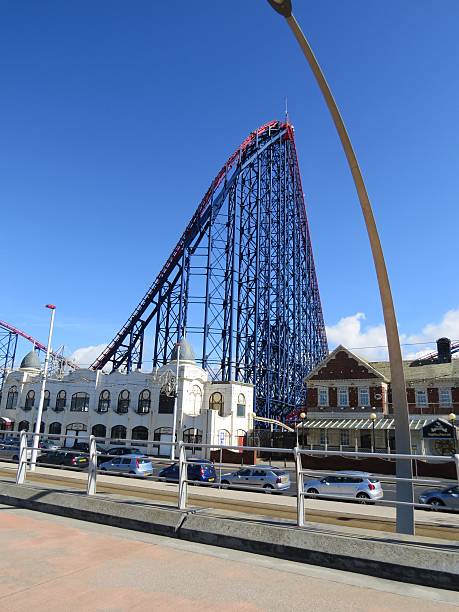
[1,0,458,365]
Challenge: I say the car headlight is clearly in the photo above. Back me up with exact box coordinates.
[419,496,427,503]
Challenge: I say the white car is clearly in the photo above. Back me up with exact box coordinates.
[304,471,383,503]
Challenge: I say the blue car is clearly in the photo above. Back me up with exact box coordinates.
[158,459,217,483]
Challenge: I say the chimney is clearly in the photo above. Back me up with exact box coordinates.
[436,337,451,364]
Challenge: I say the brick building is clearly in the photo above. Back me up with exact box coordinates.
[301,339,458,456]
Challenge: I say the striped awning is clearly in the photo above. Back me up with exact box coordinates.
[298,417,432,431]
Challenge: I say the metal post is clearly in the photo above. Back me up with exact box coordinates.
[267,0,414,534]
[178,441,188,510]
[86,435,97,496]
[294,446,305,527]
[16,430,28,485]
[372,422,375,453]
[454,454,459,486]
[30,304,56,472]
[170,343,181,461]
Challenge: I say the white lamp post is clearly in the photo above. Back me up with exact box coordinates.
[170,342,181,461]
[30,304,56,471]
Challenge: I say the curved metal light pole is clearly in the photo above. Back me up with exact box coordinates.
[267,0,414,534]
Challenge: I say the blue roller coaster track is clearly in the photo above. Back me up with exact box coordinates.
[91,120,328,419]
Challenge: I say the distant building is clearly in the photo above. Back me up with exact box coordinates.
[0,338,253,457]
[301,339,458,456]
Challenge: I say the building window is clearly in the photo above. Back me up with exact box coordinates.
[6,386,18,409]
[318,387,328,407]
[217,429,231,445]
[111,425,127,442]
[153,427,172,441]
[358,387,369,407]
[158,384,175,414]
[209,392,224,417]
[320,430,327,445]
[237,393,246,418]
[190,385,202,416]
[43,390,50,410]
[18,420,29,432]
[92,424,106,439]
[98,390,110,413]
[439,388,452,407]
[132,426,148,445]
[340,430,350,446]
[48,422,61,435]
[55,390,66,411]
[70,392,90,412]
[415,389,428,407]
[183,427,202,452]
[25,390,35,410]
[137,389,151,414]
[117,390,130,414]
[338,387,349,407]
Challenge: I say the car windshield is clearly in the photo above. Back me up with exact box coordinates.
[138,459,150,464]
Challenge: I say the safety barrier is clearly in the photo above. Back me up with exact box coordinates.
[1,429,458,533]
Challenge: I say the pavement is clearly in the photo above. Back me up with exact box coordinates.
[0,504,458,612]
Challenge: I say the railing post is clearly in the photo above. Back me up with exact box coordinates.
[294,446,305,527]
[16,430,28,485]
[178,441,188,510]
[86,435,97,496]
[454,454,459,485]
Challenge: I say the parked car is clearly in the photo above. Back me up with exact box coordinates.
[0,444,32,462]
[72,441,106,455]
[418,485,459,511]
[158,459,217,484]
[37,450,89,469]
[97,446,144,465]
[304,471,383,503]
[39,439,61,451]
[220,466,291,493]
[99,454,153,477]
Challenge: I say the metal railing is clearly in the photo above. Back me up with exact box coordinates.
[1,429,458,533]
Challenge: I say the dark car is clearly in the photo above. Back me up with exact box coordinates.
[158,459,217,484]
[419,485,459,511]
[37,450,89,469]
[72,441,106,455]
[97,446,144,466]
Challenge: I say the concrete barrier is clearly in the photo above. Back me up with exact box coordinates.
[0,481,457,591]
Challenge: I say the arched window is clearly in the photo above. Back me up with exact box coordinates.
[158,383,175,414]
[117,390,130,414]
[25,390,35,410]
[92,424,106,439]
[137,389,151,414]
[55,390,66,411]
[98,390,110,413]
[111,425,127,442]
[218,429,231,445]
[153,427,173,456]
[70,392,90,412]
[33,421,45,433]
[183,427,203,453]
[132,426,148,446]
[190,385,202,416]
[43,390,50,410]
[237,393,246,418]
[48,422,61,435]
[209,392,224,417]
[153,426,172,440]
[6,386,18,409]
[18,420,29,432]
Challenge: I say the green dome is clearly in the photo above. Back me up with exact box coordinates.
[20,350,41,370]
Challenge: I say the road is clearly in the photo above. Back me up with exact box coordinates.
[0,505,457,612]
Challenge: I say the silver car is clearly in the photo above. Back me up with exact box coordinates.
[419,485,459,511]
[0,444,33,462]
[304,471,383,503]
[99,454,153,477]
[220,465,291,492]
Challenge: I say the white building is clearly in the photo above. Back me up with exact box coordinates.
[0,339,254,457]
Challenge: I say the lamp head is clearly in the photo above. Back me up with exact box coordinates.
[266,0,292,18]
[448,412,456,423]
[370,412,377,422]
[299,411,306,420]
[46,304,56,310]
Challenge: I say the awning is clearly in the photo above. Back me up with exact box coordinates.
[0,417,13,424]
[298,417,432,431]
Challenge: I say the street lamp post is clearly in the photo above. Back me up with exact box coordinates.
[449,413,457,453]
[267,0,414,534]
[170,343,181,461]
[299,411,306,447]
[29,304,56,472]
[370,412,377,453]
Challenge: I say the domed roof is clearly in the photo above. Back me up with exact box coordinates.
[20,350,41,371]
[170,338,196,363]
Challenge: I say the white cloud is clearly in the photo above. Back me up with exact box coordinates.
[70,344,108,369]
[326,308,459,361]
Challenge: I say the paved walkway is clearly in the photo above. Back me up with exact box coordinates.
[0,505,457,611]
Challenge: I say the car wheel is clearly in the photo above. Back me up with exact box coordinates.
[101,467,107,471]
[356,492,371,504]
[307,488,318,497]
[263,484,274,493]
[129,471,136,475]
[429,498,444,510]
[221,480,230,486]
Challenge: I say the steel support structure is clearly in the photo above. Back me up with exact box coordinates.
[92,121,328,419]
